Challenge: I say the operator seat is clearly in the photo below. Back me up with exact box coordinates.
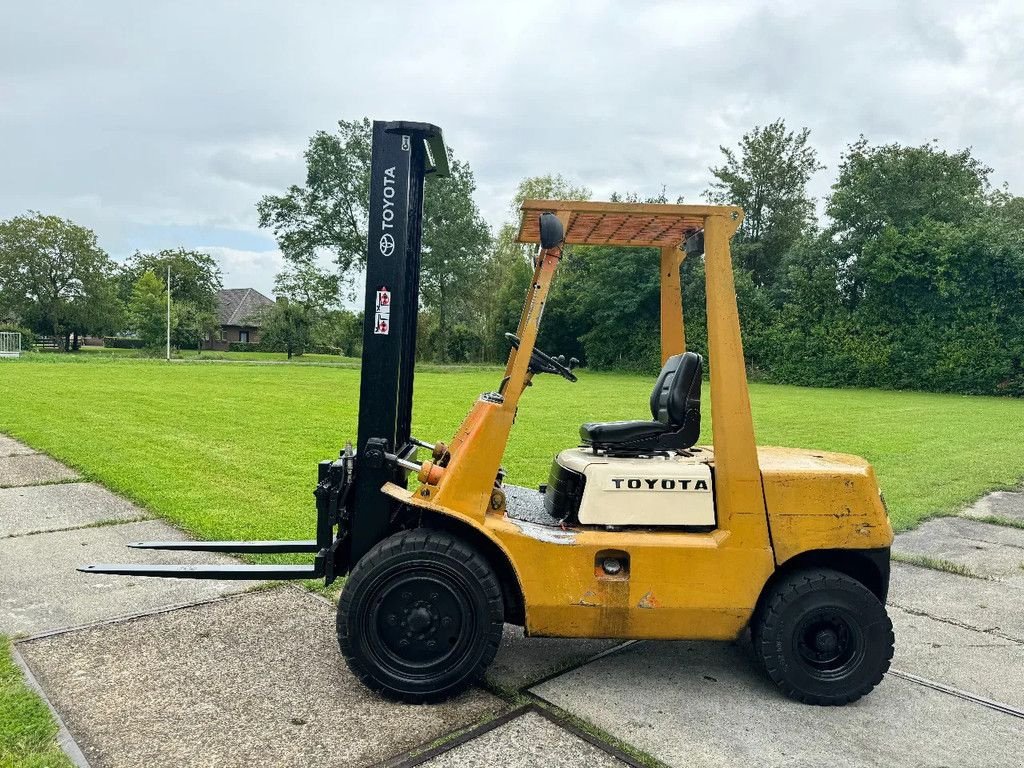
[580,352,702,454]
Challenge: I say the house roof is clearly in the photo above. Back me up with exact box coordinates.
[216,288,275,327]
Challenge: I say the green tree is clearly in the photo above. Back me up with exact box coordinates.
[259,298,313,359]
[258,118,492,362]
[274,258,339,309]
[0,212,121,349]
[705,119,824,288]
[827,138,990,247]
[175,303,219,355]
[420,156,492,361]
[121,248,222,351]
[486,174,592,361]
[128,271,167,350]
[257,118,373,273]
[314,309,363,357]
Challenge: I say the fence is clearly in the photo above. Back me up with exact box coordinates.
[0,332,22,358]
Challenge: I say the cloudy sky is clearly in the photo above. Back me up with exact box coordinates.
[2,1,1022,298]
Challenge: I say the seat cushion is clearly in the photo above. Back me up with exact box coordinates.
[579,420,672,445]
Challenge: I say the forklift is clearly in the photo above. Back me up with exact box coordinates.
[83,120,895,706]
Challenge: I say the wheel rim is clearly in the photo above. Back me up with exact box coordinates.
[792,608,865,680]
[362,563,476,681]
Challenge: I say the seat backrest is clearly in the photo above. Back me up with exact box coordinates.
[649,352,703,426]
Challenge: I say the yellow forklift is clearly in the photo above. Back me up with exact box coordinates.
[84,120,895,706]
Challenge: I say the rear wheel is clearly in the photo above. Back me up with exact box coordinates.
[752,568,894,705]
[337,528,503,703]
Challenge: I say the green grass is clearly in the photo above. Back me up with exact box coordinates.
[0,638,73,768]
[58,346,360,364]
[1,356,1023,537]
[890,552,984,579]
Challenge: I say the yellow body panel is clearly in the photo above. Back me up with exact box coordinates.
[758,446,894,563]
[385,481,775,639]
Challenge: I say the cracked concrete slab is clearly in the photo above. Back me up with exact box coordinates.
[892,517,1024,584]
[0,482,147,538]
[422,710,627,768]
[0,519,256,635]
[890,605,1024,709]
[485,625,620,693]
[0,434,35,457]
[18,587,504,768]
[961,489,1024,524]
[0,453,80,487]
[889,562,1024,642]
[533,640,1023,768]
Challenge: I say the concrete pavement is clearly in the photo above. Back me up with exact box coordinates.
[3,433,1024,767]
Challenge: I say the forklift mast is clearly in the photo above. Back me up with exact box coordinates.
[80,120,450,582]
[351,121,448,562]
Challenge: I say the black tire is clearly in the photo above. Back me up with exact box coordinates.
[337,528,503,703]
[752,568,894,705]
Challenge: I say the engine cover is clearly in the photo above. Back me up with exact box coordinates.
[553,448,716,527]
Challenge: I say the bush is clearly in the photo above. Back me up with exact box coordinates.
[103,336,147,349]
[228,341,265,352]
[307,344,349,356]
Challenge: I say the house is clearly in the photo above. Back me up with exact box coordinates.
[205,288,276,350]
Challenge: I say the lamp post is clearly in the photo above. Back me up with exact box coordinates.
[166,265,171,362]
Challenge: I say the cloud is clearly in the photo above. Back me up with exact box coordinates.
[198,247,284,298]
[2,0,1022,295]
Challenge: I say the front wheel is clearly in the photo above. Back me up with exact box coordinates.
[752,568,894,705]
[337,528,504,703]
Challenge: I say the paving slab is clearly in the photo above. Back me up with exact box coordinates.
[421,710,627,768]
[892,517,1024,584]
[890,605,1024,709]
[0,481,147,537]
[533,640,1023,768]
[889,562,1024,642]
[0,433,35,456]
[0,453,80,487]
[486,624,620,692]
[0,519,256,635]
[18,587,504,768]
[961,489,1024,524]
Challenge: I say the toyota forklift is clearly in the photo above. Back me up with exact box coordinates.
[83,120,895,706]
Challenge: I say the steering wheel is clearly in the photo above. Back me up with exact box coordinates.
[506,333,578,382]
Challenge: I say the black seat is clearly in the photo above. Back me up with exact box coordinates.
[580,352,702,454]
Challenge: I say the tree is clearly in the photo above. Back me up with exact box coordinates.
[121,248,222,351]
[264,260,339,359]
[256,118,491,282]
[175,303,219,355]
[827,138,990,246]
[122,248,222,313]
[273,258,339,309]
[257,118,373,274]
[314,309,362,357]
[705,119,824,287]
[128,271,167,350]
[485,174,592,360]
[0,212,121,349]
[420,156,491,361]
[259,298,313,359]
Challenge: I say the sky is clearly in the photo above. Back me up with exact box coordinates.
[2,1,1022,299]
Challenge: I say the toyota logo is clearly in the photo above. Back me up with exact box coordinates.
[379,233,395,257]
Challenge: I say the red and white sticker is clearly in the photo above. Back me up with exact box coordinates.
[374,287,391,335]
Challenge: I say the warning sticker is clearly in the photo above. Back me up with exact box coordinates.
[374,286,391,335]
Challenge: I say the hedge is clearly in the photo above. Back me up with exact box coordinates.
[103,337,148,349]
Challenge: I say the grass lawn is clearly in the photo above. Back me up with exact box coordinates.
[72,346,361,364]
[0,638,72,768]
[1,356,1023,537]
